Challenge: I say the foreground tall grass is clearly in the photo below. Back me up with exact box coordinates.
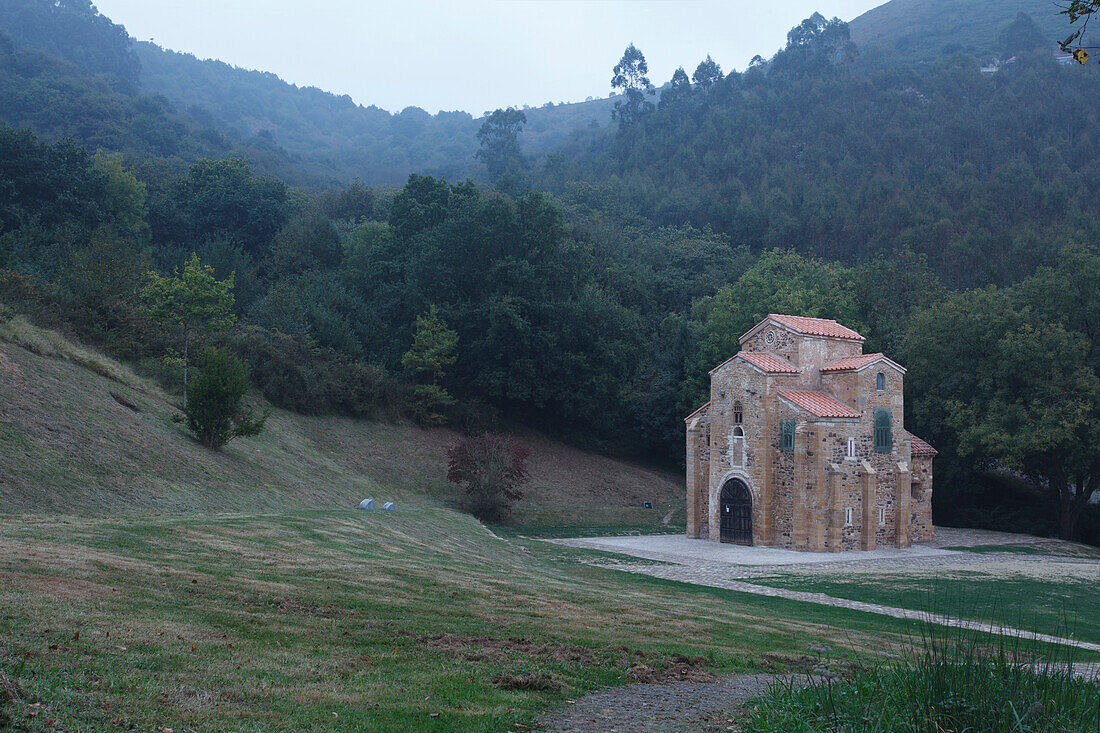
[746,620,1100,732]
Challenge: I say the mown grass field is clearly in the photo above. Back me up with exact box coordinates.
[0,507,1003,732]
[3,320,1098,731]
[750,560,1100,647]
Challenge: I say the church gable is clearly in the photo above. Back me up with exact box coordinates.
[739,314,865,346]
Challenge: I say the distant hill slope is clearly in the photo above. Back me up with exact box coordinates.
[135,42,613,186]
[134,43,482,186]
[0,315,681,522]
[0,0,615,187]
[849,0,1083,62]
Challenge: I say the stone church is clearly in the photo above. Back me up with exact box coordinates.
[685,314,936,552]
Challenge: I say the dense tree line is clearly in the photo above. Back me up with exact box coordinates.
[2,4,1099,540]
[542,14,1100,289]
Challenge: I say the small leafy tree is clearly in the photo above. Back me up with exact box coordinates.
[142,253,235,406]
[401,305,458,425]
[181,347,268,450]
[446,434,530,522]
[475,107,528,180]
[659,67,692,109]
[92,150,149,241]
[691,55,723,90]
[611,43,655,128]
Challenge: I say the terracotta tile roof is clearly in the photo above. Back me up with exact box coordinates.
[907,431,938,457]
[684,401,711,421]
[741,314,865,343]
[736,351,801,374]
[770,314,865,341]
[776,390,860,418]
[821,353,906,373]
[708,351,800,375]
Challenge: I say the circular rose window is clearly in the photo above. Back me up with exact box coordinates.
[764,329,776,345]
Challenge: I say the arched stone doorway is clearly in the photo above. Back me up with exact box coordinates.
[719,479,752,545]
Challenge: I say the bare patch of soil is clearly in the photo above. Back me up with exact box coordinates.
[0,345,24,383]
[424,633,714,684]
[425,632,599,664]
[492,671,562,692]
[624,656,716,684]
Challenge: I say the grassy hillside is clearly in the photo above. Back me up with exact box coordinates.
[0,508,984,732]
[0,315,682,525]
[849,0,1083,62]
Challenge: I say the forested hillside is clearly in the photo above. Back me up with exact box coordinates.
[1,0,1099,543]
[0,0,612,186]
[136,43,616,186]
[543,13,1100,288]
[848,0,1090,63]
[0,2,337,186]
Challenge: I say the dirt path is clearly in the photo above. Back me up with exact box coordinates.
[537,673,789,733]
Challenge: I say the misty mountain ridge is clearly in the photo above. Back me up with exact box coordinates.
[3,0,1088,188]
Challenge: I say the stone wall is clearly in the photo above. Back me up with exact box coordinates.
[685,406,711,539]
[910,454,934,542]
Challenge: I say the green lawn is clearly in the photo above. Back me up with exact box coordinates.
[945,543,1100,559]
[751,567,1100,646]
[5,508,1073,732]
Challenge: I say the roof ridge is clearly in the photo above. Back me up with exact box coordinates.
[821,352,906,373]
[769,313,839,322]
[741,314,865,343]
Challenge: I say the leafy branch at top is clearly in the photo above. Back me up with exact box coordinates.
[1058,0,1098,63]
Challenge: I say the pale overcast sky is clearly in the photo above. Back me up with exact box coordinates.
[92,0,887,115]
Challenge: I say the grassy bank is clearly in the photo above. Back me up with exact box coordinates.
[0,508,1044,732]
[0,327,683,519]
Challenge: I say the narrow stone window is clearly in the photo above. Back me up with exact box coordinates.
[780,420,795,450]
[878,506,886,526]
[731,425,744,467]
[844,507,853,526]
[846,436,856,458]
[733,401,743,425]
[876,372,885,391]
[874,409,893,452]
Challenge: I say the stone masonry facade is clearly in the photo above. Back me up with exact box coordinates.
[685,314,936,552]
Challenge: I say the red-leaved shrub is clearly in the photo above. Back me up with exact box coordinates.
[446,434,530,522]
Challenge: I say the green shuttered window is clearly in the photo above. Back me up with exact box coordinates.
[874,408,892,452]
[780,420,795,450]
